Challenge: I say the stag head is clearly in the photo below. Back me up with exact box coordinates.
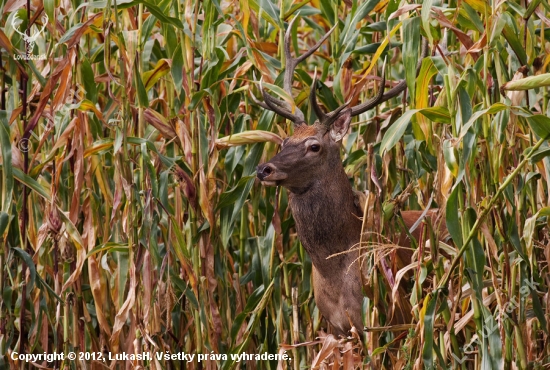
[11,12,49,51]
[256,107,352,190]
[256,18,419,191]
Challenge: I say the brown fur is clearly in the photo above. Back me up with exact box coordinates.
[257,114,445,335]
[290,124,324,140]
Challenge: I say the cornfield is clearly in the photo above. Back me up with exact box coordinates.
[1,0,550,368]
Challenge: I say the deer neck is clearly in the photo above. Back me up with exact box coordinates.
[288,162,362,269]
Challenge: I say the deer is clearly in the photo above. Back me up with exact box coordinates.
[254,18,440,336]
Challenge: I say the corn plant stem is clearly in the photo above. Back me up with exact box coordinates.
[507,264,528,370]
[53,249,62,364]
[269,229,277,285]
[129,194,138,355]
[444,74,456,138]
[433,251,461,361]
[438,135,547,291]
[281,229,295,362]
[0,248,4,338]
[438,331,445,364]
[135,8,145,355]
[239,207,246,276]
[115,0,132,319]
[514,324,528,370]
[282,259,290,298]
[18,1,31,357]
[510,262,528,370]
[190,112,202,358]
[501,231,512,356]
[462,213,483,336]
[542,20,547,116]
[279,0,284,68]
[189,87,202,368]
[189,0,203,359]
[189,110,203,358]
[72,294,78,352]
[0,57,5,335]
[276,8,296,358]
[504,320,512,367]
[137,3,145,188]
[63,295,69,365]
[291,287,300,370]
[53,158,61,366]
[0,57,5,110]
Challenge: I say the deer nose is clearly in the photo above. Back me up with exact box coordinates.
[257,163,275,180]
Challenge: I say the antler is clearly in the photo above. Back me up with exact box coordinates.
[11,14,27,38]
[30,14,49,41]
[253,17,337,126]
[309,62,386,128]
[11,12,49,52]
[311,38,430,127]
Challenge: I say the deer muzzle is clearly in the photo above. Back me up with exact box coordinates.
[256,163,288,186]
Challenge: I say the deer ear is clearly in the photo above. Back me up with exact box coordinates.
[330,109,352,142]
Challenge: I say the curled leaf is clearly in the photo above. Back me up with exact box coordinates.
[216,130,282,148]
[501,72,550,93]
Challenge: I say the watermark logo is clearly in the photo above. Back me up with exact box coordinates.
[12,13,48,60]
[450,279,539,365]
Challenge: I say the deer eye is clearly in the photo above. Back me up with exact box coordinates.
[309,144,320,152]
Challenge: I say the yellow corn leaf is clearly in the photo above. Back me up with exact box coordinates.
[142,59,171,91]
[216,130,283,148]
[501,73,550,91]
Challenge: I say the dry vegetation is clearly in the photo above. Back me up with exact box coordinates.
[1,0,550,369]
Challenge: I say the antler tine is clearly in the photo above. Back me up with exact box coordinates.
[351,38,430,116]
[321,104,350,128]
[260,79,305,123]
[250,73,305,123]
[38,14,49,34]
[309,70,328,123]
[284,18,337,97]
[250,68,306,124]
[349,58,387,116]
[309,70,350,128]
[249,89,271,111]
[249,72,273,110]
[310,38,430,124]
[254,18,336,125]
[11,14,25,37]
